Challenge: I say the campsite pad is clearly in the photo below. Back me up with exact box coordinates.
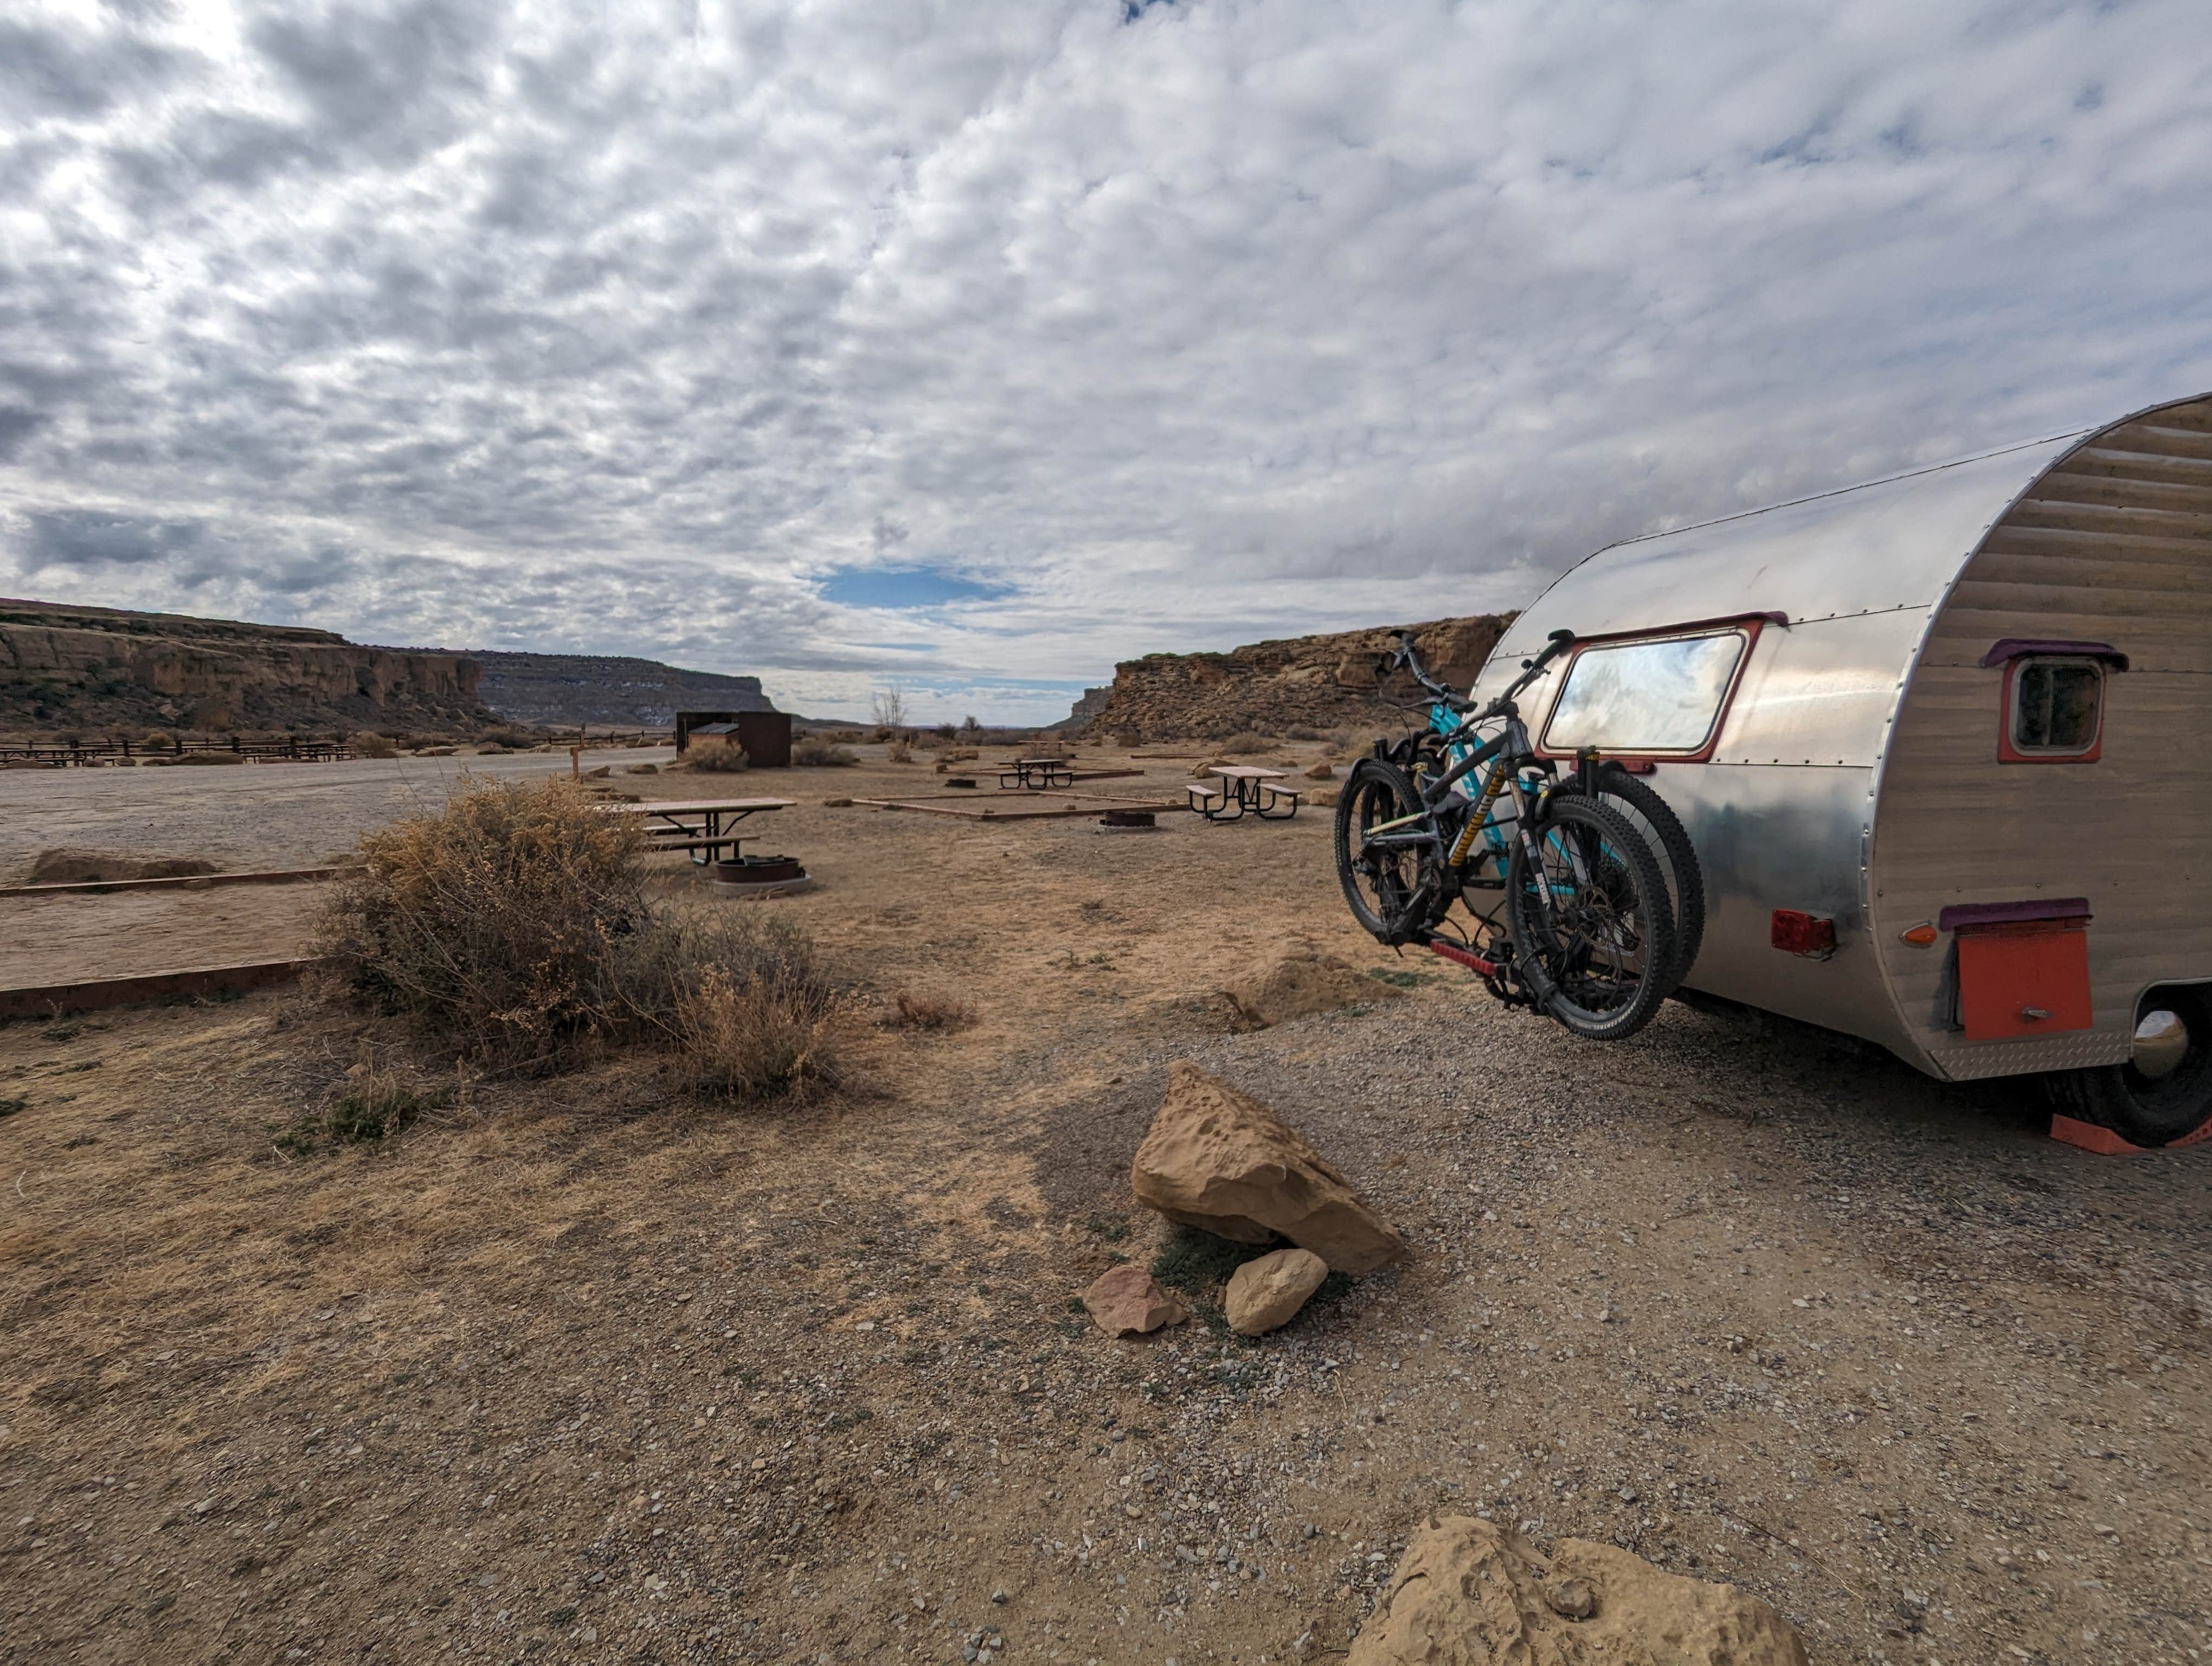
[0,885,330,989]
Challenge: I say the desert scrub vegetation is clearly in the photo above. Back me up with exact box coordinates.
[888,989,978,1031]
[685,736,750,772]
[348,730,398,759]
[1217,731,1270,756]
[316,777,851,1095]
[791,734,857,767]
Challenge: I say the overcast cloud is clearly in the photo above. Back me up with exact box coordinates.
[3,0,2209,721]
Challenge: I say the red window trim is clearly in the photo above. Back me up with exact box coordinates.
[1534,613,1776,765]
[1998,655,2105,765]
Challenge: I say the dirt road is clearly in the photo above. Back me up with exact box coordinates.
[1,742,2205,1666]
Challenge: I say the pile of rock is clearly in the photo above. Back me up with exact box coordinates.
[1081,1062,1404,1339]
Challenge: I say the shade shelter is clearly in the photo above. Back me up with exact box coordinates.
[1467,392,2212,1143]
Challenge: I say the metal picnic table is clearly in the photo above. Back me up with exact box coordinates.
[1000,757,1075,790]
[596,797,796,864]
[1187,765,1300,822]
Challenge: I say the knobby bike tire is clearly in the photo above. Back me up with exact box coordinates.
[1506,796,1675,1041]
[1335,758,1429,944]
[1560,766,1706,991]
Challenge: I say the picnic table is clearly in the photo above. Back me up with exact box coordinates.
[1000,757,1075,790]
[596,798,795,864]
[1187,765,1301,822]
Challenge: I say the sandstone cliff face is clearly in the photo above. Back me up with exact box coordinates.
[472,651,775,728]
[1083,613,1515,740]
[1,598,491,735]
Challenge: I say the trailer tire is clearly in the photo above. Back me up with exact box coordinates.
[2043,985,2212,1148]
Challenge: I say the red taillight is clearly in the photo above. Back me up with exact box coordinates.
[1771,909,1837,959]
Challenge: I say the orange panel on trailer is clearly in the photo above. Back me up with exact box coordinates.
[1956,920,2092,1041]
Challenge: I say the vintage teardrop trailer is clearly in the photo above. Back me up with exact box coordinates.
[1467,392,2212,1147]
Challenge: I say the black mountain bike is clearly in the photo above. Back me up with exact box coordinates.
[1333,629,1703,1041]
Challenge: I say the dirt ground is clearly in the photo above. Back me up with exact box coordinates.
[1,740,2208,1666]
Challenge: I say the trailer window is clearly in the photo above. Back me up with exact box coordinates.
[1542,628,1750,757]
[2007,656,2103,760]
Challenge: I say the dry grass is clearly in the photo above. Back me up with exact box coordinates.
[1218,731,1270,755]
[687,737,750,772]
[888,989,979,1031]
[885,740,914,764]
[349,730,398,759]
[316,777,854,1097]
[792,735,857,767]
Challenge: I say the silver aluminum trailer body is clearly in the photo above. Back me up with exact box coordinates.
[1467,393,2212,1128]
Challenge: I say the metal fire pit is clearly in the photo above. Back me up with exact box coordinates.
[1097,809,1159,833]
[708,855,815,896]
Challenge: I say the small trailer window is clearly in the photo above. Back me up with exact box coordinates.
[1542,627,1751,757]
[2004,656,2104,761]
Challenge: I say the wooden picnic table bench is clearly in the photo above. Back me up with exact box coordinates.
[1001,757,1075,791]
[1187,765,1300,822]
[594,797,796,864]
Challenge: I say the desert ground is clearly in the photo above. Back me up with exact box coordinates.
[2,740,2208,1666]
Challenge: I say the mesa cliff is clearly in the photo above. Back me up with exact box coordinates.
[1079,612,1516,740]
[470,651,776,728]
[1,598,492,735]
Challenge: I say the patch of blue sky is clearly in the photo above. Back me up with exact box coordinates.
[819,566,1014,608]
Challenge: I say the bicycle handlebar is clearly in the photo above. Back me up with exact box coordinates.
[1382,626,1576,719]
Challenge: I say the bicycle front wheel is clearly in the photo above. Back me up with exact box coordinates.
[1506,796,1675,1040]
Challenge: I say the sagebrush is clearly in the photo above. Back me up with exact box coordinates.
[687,737,750,772]
[316,776,850,1093]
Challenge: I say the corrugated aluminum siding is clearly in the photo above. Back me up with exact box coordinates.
[1872,396,2212,1080]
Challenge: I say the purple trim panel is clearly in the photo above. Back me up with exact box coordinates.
[1979,639,2129,670]
[1937,898,2092,932]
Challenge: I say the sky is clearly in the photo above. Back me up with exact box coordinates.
[3,1,2210,724]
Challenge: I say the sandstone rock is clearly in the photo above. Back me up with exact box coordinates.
[1086,613,1514,742]
[1225,1247,1329,1335]
[1347,1516,1810,1666]
[1221,952,1400,1033]
[1304,761,1336,780]
[1080,1265,1187,1337]
[1131,1063,1406,1273]
[821,797,854,808]
[1309,787,1340,808]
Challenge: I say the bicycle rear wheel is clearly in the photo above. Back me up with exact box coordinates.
[1558,765,1705,991]
[1335,759,1429,943]
[1506,797,1675,1040]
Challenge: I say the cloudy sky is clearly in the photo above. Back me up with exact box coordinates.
[3,0,2209,722]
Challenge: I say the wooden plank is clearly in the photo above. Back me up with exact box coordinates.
[2063,446,2212,488]
[0,958,321,1020]
[0,866,350,900]
[853,797,1191,821]
[2133,400,2212,434]
[1946,578,2212,618]
[602,798,796,815]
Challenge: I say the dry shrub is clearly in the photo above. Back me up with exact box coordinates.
[937,747,979,763]
[142,729,175,750]
[349,730,398,759]
[889,989,978,1031]
[885,740,913,764]
[172,750,246,766]
[317,777,850,1095]
[792,735,857,767]
[613,907,848,1099]
[687,737,750,773]
[317,777,647,1068]
[1218,731,1269,755]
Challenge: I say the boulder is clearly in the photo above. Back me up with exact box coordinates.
[1221,952,1400,1033]
[1347,1516,1810,1666]
[1080,1265,1187,1337]
[1131,1063,1406,1273]
[1304,761,1337,780]
[1225,1247,1329,1335]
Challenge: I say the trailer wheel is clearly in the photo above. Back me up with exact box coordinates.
[2043,985,2212,1148]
